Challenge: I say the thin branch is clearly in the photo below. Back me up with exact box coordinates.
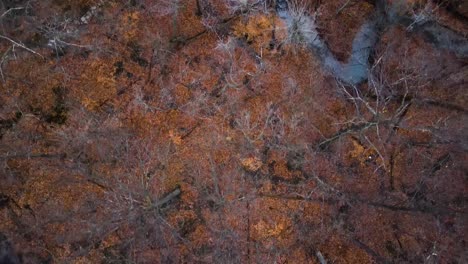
[0,35,44,58]
[335,0,352,15]
[0,46,11,83]
[1,7,25,18]
[316,251,327,264]
[55,38,92,49]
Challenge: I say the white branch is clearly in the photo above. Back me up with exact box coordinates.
[0,35,44,59]
[1,7,25,18]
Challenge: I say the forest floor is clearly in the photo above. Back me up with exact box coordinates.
[0,0,467,263]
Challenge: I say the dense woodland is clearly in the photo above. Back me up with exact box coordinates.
[0,0,467,263]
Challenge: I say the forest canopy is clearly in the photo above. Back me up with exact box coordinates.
[0,0,467,263]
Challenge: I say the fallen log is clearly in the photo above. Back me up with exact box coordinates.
[152,188,181,209]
